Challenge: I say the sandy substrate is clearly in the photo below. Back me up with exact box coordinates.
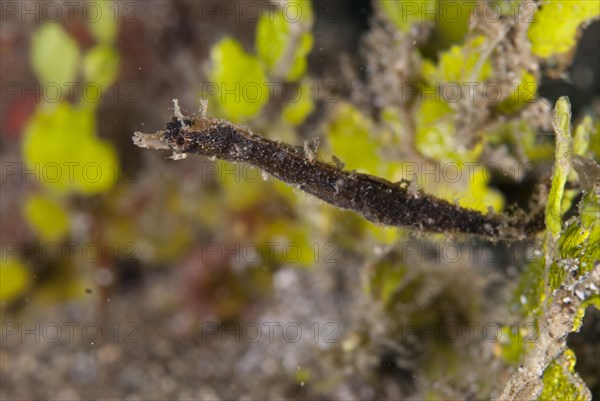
[1,263,394,400]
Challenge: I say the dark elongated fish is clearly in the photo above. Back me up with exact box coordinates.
[133,106,543,240]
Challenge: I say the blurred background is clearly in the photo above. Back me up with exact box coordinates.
[1,1,598,399]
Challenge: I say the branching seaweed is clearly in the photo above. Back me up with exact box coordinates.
[496,98,600,401]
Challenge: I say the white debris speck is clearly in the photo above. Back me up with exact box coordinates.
[334,178,345,194]
[373,246,386,256]
[408,178,419,196]
[172,98,184,124]
[199,98,209,117]
[303,138,319,163]
[575,290,585,300]
[171,152,188,160]
[94,268,114,287]
[520,295,527,305]
[273,269,297,290]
